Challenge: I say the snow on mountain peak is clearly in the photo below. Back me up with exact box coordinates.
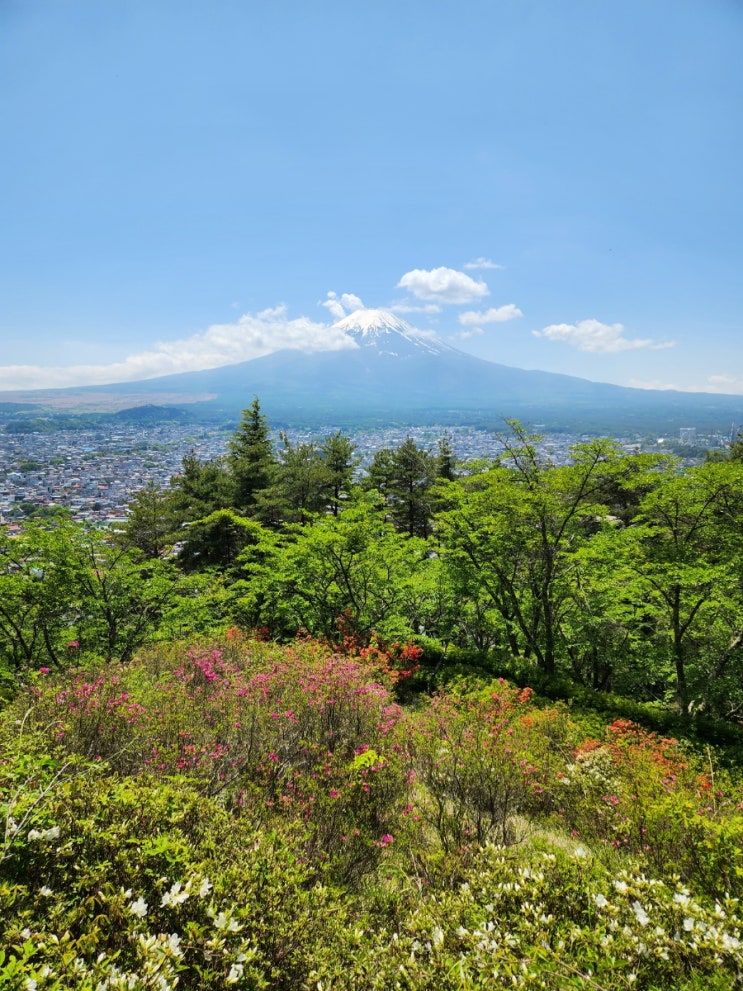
[332,308,453,356]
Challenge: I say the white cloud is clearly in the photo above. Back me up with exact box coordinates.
[628,375,743,394]
[320,291,365,320]
[533,319,675,354]
[389,302,442,315]
[396,266,489,304]
[627,379,686,392]
[455,327,484,341]
[705,374,743,394]
[0,306,357,391]
[459,305,522,325]
[463,257,504,270]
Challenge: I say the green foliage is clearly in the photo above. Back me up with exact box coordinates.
[231,493,445,642]
[226,398,277,515]
[0,521,180,674]
[4,635,743,988]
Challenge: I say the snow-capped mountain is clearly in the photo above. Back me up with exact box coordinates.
[332,308,456,358]
[3,308,742,433]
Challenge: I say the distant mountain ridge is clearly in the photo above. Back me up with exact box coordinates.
[1,309,742,434]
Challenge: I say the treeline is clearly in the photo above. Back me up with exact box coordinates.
[3,399,743,722]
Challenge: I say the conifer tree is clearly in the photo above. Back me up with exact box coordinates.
[227,398,276,514]
[319,430,359,515]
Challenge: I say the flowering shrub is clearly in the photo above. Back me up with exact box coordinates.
[17,636,412,884]
[5,636,743,988]
[0,769,342,990]
[407,681,565,852]
[312,842,743,990]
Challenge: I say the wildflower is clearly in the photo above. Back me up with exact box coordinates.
[213,911,241,932]
[25,980,37,991]
[166,933,183,957]
[39,886,53,897]
[226,964,244,983]
[683,917,695,932]
[39,667,50,674]
[197,877,213,899]
[613,880,628,893]
[161,881,190,908]
[594,893,608,909]
[632,901,650,927]
[129,897,148,918]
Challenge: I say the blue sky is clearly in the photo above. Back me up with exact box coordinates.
[1,0,742,393]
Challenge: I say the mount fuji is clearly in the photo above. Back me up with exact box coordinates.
[2,309,742,433]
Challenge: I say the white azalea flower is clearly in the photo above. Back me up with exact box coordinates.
[632,901,650,927]
[129,897,148,918]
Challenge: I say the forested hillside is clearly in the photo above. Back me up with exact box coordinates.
[3,403,743,989]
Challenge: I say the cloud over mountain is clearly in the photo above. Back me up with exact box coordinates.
[396,267,489,304]
[533,319,675,354]
[0,306,355,391]
[459,305,523,325]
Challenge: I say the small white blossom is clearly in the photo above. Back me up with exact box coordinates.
[594,893,608,909]
[674,892,691,907]
[197,877,213,899]
[166,933,183,958]
[24,979,37,991]
[632,901,650,927]
[613,880,628,893]
[683,917,695,932]
[226,964,244,984]
[161,881,190,908]
[129,897,148,918]
[213,911,241,932]
[39,886,53,897]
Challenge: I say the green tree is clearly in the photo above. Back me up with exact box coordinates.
[118,481,178,559]
[435,431,458,482]
[170,452,232,524]
[318,430,359,516]
[437,427,623,674]
[259,433,327,525]
[0,522,181,672]
[366,437,438,538]
[577,461,743,715]
[0,521,79,671]
[227,398,276,514]
[68,536,180,664]
[230,493,439,642]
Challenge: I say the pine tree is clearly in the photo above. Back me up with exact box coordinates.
[227,398,276,514]
[318,430,359,515]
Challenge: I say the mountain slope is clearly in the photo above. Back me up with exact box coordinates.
[1,309,742,433]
